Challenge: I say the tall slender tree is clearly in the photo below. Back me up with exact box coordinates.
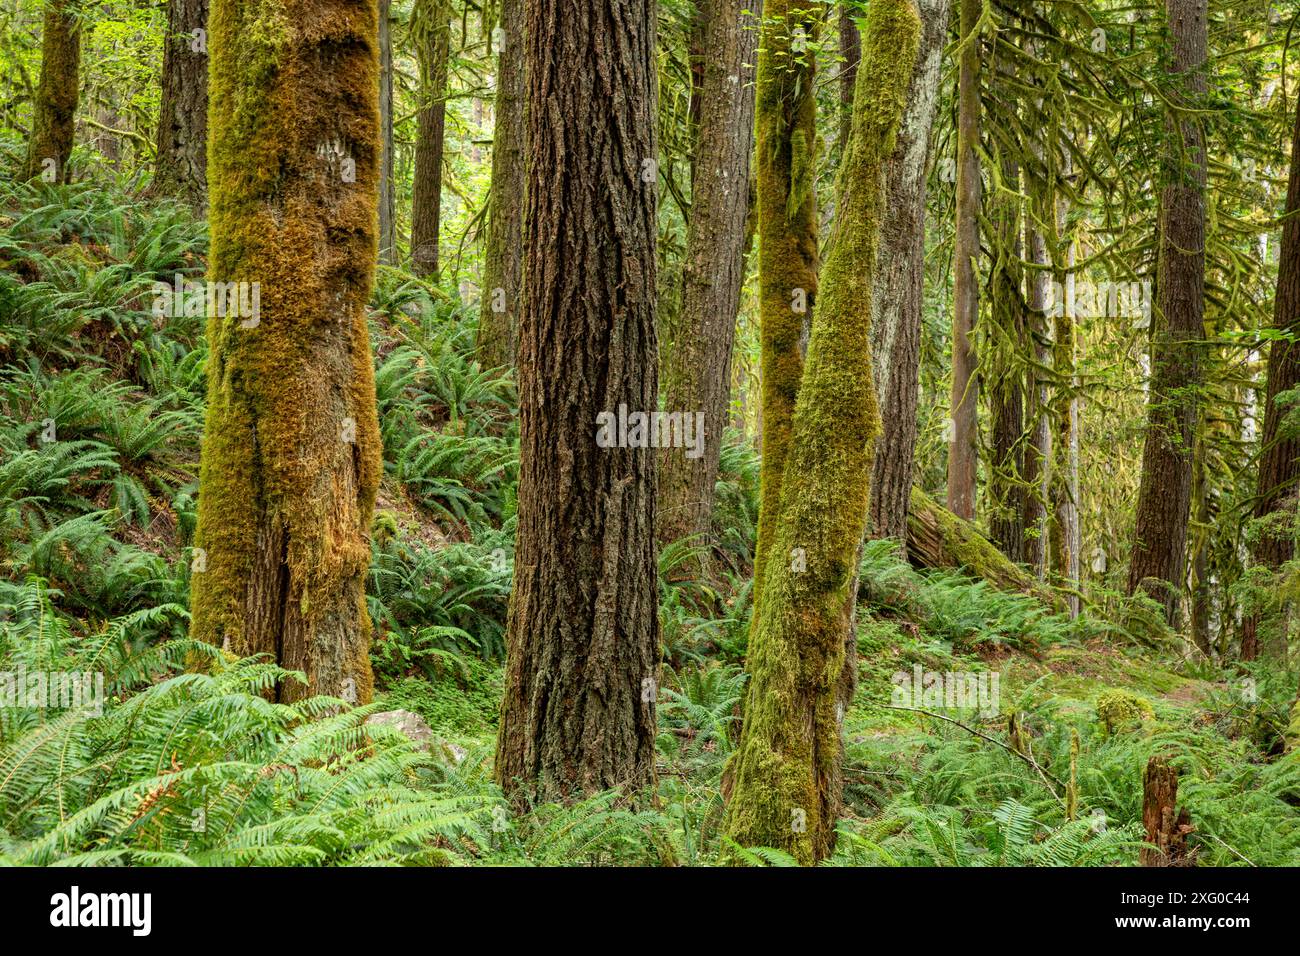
[410,0,450,278]
[189,0,384,704]
[947,0,981,520]
[656,0,758,551]
[868,0,950,552]
[723,0,920,864]
[24,0,81,183]
[477,0,525,367]
[153,0,208,204]
[378,0,396,264]
[1127,0,1208,622]
[495,0,659,804]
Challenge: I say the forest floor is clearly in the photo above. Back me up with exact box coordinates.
[1,180,1298,866]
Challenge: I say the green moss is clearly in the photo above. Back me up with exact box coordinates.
[724,0,921,865]
[1095,689,1155,735]
[24,1,81,182]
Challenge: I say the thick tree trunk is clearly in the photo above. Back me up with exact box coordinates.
[495,0,659,804]
[867,0,950,553]
[410,0,450,279]
[153,0,208,205]
[947,0,980,520]
[24,0,81,183]
[723,0,920,865]
[1252,94,1300,572]
[477,0,525,367]
[656,0,758,551]
[749,0,820,616]
[191,0,384,705]
[377,0,396,265]
[1127,0,1207,623]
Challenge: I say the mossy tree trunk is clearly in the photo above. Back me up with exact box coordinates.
[947,0,981,521]
[656,0,758,552]
[24,0,81,183]
[749,0,821,617]
[1049,151,1080,616]
[477,0,525,367]
[190,0,384,705]
[377,0,396,264]
[495,0,659,805]
[867,0,950,554]
[1127,0,1207,623]
[410,0,450,279]
[722,0,920,865]
[153,0,208,205]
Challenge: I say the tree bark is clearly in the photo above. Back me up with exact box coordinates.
[1049,153,1080,616]
[191,0,384,705]
[749,0,821,617]
[867,0,950,554]
[656,0,758,551]
[1252,93,1300,573]
[153,0,208,205]
[947,0,980,520]
[495,0,659,805]
[837,1,859,155]
[477,0,526,367]
[24,0,81,183]
[410,0,450,279]
[1140,755,1195,866]
[377,0,396,265]
[723,0,920,865]
[1127,0,1208,623]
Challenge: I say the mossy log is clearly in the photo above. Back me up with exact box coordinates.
[905,486,1061,609]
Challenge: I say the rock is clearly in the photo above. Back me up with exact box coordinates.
[364,709,434,751]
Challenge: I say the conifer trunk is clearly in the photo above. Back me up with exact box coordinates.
[477,0,525,367]
[947,0,980,520]
[378,0,396,264]
[656,0,758,551]
[410,0,450,279]
[868,0,950,553]
[494,0,659,804]
[153,0,208,205]
[25,0,81,183]
[723,0,920,865]
[1127,0,1207,622]
[190,0,384,705]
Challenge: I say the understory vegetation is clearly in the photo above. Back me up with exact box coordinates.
[2,181,1296,866]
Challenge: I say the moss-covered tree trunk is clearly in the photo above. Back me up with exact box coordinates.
[749,0,821,617]
[1049,152,1080,616]
[656,0,758,551]
[410,0,450,278]
[377,0,396,264]
[190,0,384,705]
[24,0,81,183]
[476,0,525,367]
[867,0,950,553]
[722,0,920,865]
[153,0,208,205]
[1127,0,1207,623]
[494,0,659,805]
[946,0,980,521]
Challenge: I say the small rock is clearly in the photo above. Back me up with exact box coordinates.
[365,709,434,751]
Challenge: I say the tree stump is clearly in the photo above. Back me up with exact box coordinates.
[1140,755,1195,866]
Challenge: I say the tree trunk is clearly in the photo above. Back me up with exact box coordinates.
[410,0,450,279]
[191,0,384,706]
[24,0,81,183]
[377,0,396,265]
[723,0,920,865]
[1127,0,1207,623]
[1023,204,1052,578]
[749,0,821,617]
[656,0,758,551]
[838,2,859,155]
[1140,755,1195,866]
[1252,92,1300,573]
[867,0,950,554]
[153,0,208,205]
[495,0,659,805]
[1049,155,1080,616]
[947,0,980,520]
[477,0,526,367]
